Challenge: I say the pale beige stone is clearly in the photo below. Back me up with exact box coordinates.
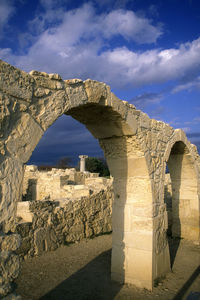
[0,59,199,294]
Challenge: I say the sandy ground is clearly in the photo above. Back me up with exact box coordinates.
[15,234,200,300]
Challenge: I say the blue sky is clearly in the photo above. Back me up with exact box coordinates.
[0,0,200,165]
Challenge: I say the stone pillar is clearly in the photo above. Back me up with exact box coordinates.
[79,155,88,172]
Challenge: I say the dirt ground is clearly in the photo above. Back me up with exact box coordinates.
[15,234,200,300]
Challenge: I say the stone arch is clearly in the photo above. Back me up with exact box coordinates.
[0,60,161,291]
[0,60,199,296]
[163,130,200,242]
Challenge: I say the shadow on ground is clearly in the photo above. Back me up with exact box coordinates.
[168,236,181,268]
[39,249,121,300]
[172,266,200,300]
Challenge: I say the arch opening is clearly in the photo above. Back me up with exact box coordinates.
[15,101,156,290]
[66,103,155,289]
[166,141,199,242]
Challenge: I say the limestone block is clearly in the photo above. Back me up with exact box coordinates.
[0,60,33,102]
[34,87,50,97]
[164,124,174,137]
[108,156,150,178]
[140,112,151,129]
[85,177,111,186]
[126,178,153,204]
[0,92,12,139]
[131,203,153,218]
[131,215,153,231]
[14,222,32,238]
[6,113,44,163]
[0,251,20,284]
[30,90,68,130]
[125,247,153,289]
[125,111,138,135]
[0,234,21,252]
[29,70,49,77]
[17,202,33,222]
[65,223,85,242]
[84,80,107,104]
[34,227,57,255]
[49,73,62,80]
[123,230,152,251]
[0,157,24,224]
[110,93,128,119]
[25,165,38,172]
[65,81,87,109]
[112,203,133,232]
[99,136,128,159]
[32,75,64,90]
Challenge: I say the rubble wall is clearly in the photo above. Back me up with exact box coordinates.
[22,165,101,201]
[15,186,113,258]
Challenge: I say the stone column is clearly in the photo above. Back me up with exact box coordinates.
[79,155,88,172]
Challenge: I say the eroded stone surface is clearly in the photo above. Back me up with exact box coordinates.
[0,232,21,299]
[0,59,199,296]
[15,186,113,258]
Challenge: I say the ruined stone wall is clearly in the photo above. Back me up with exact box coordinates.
[16,168,173,260]
[22,165,102,201]
[15,186,113,258]
[0,233,21,298]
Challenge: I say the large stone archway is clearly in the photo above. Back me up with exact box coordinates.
[0,60,199,297]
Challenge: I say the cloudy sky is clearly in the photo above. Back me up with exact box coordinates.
[1,0,200,165]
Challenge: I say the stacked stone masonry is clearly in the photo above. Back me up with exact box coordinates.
[15,167,172,260]
[0,60,199,298]
[15,166,113,258]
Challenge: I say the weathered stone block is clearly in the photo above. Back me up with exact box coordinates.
[5,113,44,163]
[0,234,21,252]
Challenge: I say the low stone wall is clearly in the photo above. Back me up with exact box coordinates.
[15,186,113,258]
[0,233,21,298]
[16,171,173,259]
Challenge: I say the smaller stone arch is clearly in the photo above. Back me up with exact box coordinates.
[163,129,200,243]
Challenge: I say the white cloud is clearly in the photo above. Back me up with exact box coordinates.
[1,3,200,90]
[172,76,200,93]
[102,9,162,43]
[101,38,200,87]
[0,0,15,38]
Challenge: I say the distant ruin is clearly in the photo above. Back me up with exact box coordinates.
[15,165,113,258]
[0,59,199,298]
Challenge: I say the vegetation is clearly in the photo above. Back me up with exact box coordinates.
[85,157,110,177]
[56,157,72,169]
